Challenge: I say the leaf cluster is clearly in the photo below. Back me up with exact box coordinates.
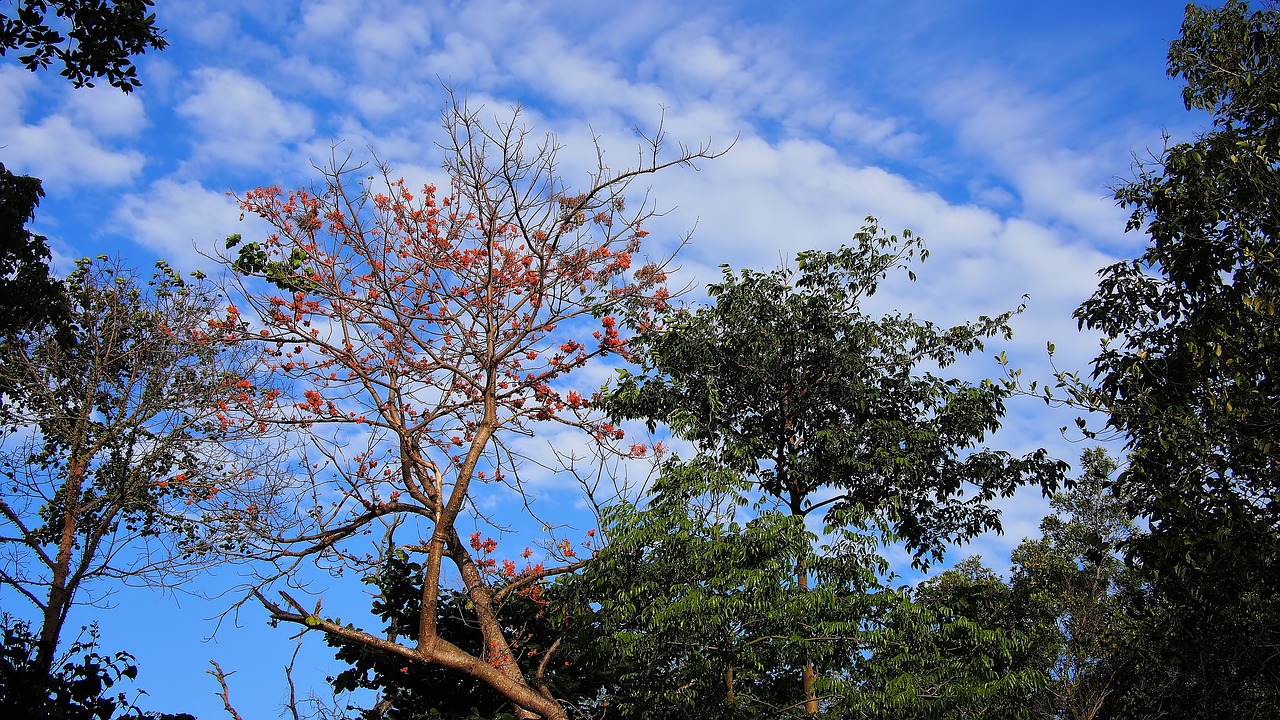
[607,219,1066,568]
[0,614,192,720]
[566,462,855,718]
[0,0,167,92]
[0,162,67,345]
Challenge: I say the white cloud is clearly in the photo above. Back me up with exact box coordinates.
[177,68,315,169]
[64,84,148,137]
[274,54,347,99]
[0,66,33,126]
[192,12,238,46]
[648,29,743,91]
[424,32,500,87]
[827,109,919,155]
[0,114,144,187]
[350,86,404,120]
[926,70,1134,239]
[507,31,646,114]
[299,0,358,38]
[0,68,145,187]
[352,9,434,71]
[112,178,260,271]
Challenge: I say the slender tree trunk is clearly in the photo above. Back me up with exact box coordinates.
[37,454,87,676]
[789,487,819,714]
[726,658,735,706]
[413,418,560,719]
[798,565,818,714]
[449,529,548,720]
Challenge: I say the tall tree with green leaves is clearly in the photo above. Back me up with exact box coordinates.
[1008,449,1137,720]
[870,557,1042,720]
[572,459,858,719]
[1071,1,1280,713]
[0,163,65,343]
[868,450,1138,720]
[603,222,1066,712]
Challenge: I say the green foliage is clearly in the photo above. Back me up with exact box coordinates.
[570,461,865,718]
[0,614,193,720]
[0,162,67,344]
[854,560,1043,720]
[1072,2,1280,713]
[224,233,318,293]
[576,224,1067,716]
[1005,450,1139,719]
[856,451,1139,720]
[0,0,167,92]
[572,461,1051,719]
[608,218,1066,567]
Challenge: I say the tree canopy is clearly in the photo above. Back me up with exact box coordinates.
[1073,1,1280,713]
[582,225,1065,716]
[607,221,1066,567]
[0,257,265,708]
[198,99,723,720]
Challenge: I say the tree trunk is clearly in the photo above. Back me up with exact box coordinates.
[789,486,819,715]
[37,454,87,676]
[726,657,735,706]
[798,565,818,714]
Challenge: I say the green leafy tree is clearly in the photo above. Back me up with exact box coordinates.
[0,614,195,720]
[604,222,1067,711]
[574,463,1049,720]
[861,558,1042,720]
[0,0,167,92]
[863,451,1139,720]
[0,162,65,345]
[0,258,265,677]
[1070,1,1280,713]
[572,460,855,719]
[1007,449,1137,720]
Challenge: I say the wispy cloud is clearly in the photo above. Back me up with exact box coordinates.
[0,67,146,187]
[113,178,262,271]
[177,68,315,170]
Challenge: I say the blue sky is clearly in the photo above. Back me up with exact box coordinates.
[1,1,1201,717]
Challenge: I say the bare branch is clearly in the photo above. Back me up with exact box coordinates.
[207,661,244,720]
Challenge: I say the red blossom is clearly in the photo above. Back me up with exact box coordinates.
[219,106,720,713]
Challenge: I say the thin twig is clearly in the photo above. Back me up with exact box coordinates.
[286,639,304,720]
[207,661,244,720]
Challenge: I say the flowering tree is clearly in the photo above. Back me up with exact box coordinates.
[211,100,721,720]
